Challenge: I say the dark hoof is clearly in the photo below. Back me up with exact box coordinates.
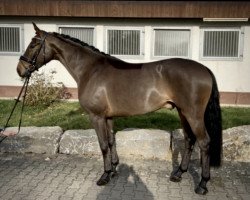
[195,186,208,195]
[170,174,182,182]
[96,172,111,186]
[170,168,184,182]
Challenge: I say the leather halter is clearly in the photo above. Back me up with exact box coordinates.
[19,32,48,77]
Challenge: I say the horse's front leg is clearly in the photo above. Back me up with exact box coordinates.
[90,114,112,186]
[107,118,119,174]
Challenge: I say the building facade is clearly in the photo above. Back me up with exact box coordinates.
[0,1,250,104]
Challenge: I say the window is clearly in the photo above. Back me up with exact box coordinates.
[59,26,94,45]
[106,28,144,57]
[0,25,22,54]
[153,29,190,58]
[201,28,243,60]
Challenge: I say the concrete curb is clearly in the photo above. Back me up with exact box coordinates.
[1,125,249,162]
[0,126,63,154]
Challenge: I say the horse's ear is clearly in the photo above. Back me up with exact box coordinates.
[32,22,41,35]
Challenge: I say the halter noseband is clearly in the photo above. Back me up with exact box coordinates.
[19,32,48,77]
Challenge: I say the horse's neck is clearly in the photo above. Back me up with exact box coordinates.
[50,37,91,85]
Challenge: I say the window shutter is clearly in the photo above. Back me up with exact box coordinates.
[154,29,190,57]
[203,30,239,58]
[59,27,94,45]
[0,26,21,53]
[107,29,141,55]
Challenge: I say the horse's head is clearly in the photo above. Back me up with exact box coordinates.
[17,23,52,77]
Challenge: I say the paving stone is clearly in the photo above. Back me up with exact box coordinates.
[240,194,250,200]
[48,194,62,200]
[0,153,249,200]
[121,194,133,200]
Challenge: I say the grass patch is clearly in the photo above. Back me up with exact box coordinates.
[221,107,250,129]
[0,100,250,131]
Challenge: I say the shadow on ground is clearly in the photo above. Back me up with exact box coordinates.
[97,163,154,200]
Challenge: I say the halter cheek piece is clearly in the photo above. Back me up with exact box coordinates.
[19,32,48,77]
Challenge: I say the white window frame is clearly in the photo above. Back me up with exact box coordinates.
[152,27,191,59]
[0,24,23,55]
[58,25,96,46]
[105,26,145,59]
[200,27,244,61]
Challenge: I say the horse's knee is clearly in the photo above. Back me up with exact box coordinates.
[184,136,196,149]
[196,134,210,152]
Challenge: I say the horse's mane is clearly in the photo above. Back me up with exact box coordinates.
[51,32,140,69]
[52,32,109,57]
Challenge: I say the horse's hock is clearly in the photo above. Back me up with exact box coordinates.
[0,126,250,162]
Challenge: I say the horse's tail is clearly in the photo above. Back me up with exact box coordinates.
[204,68,222,167]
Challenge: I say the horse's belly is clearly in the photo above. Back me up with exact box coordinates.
[107,88,170,117]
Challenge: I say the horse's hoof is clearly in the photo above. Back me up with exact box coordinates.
[170,174,182,182]
[96,172,111,186]
[195,185,208,195]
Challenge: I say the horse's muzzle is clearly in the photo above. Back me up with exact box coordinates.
[16,62,27,78]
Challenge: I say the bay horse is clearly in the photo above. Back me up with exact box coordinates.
[17,23,222,195]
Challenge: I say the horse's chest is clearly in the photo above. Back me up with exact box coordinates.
[79,85,110,114]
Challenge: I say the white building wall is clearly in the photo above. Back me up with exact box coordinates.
[0,18,249,93]
[200,26,250,93]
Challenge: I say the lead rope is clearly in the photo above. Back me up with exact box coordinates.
[0,76,30,144]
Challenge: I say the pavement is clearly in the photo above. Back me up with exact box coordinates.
[0,153,250,200]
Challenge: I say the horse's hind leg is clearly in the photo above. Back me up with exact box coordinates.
[170,110,196,182]
[186,113,210,195]
[107,118,119,174]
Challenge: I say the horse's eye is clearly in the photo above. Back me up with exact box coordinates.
[30,41,41,49]
[30,38,40,48]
